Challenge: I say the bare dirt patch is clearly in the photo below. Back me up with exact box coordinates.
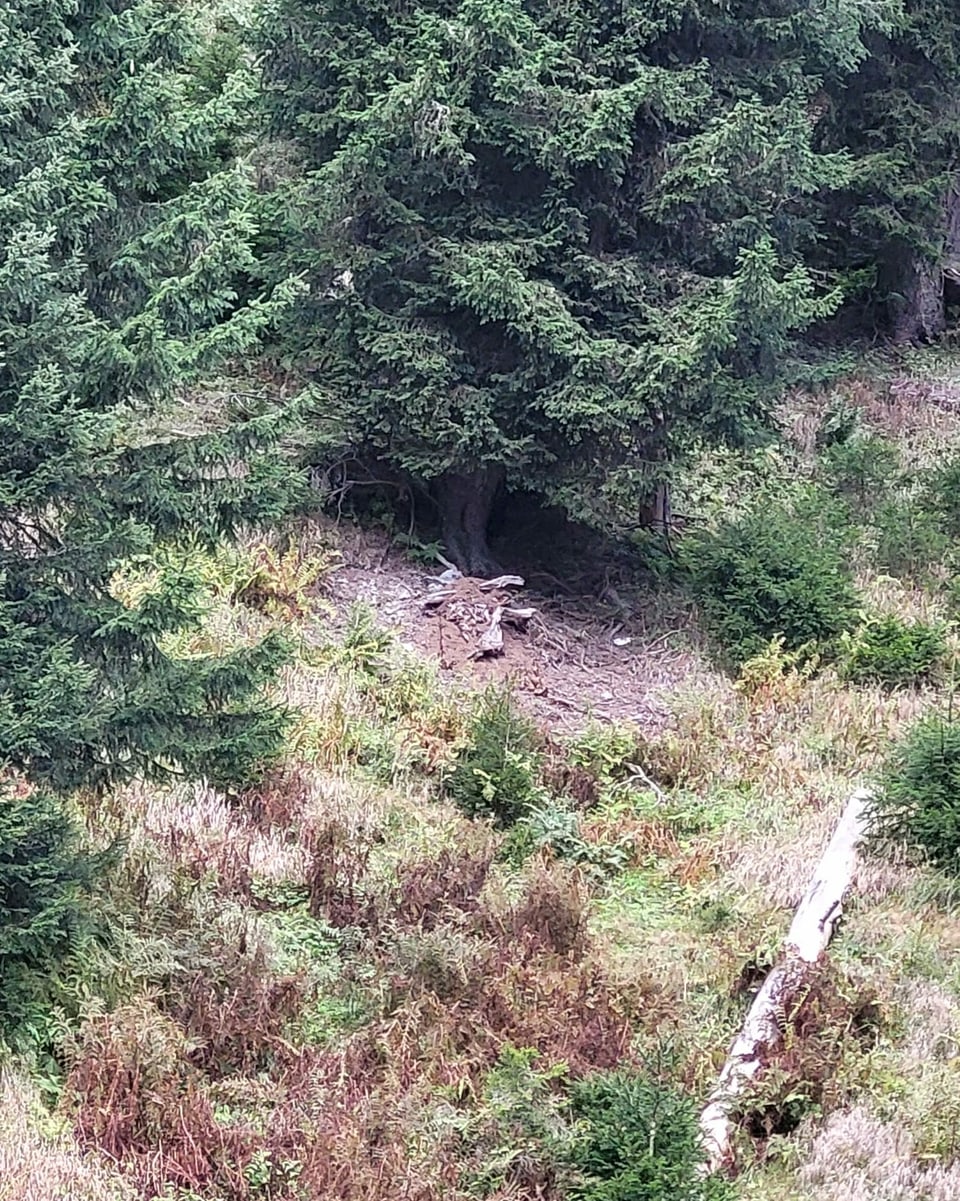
[319,520,718,734]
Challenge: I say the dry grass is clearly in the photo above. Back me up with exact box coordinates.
[780,369,960,469]
[0,1071,135,1201]
[797,1107,960,1200]
[857,572,953,625]
[107,777,312,907]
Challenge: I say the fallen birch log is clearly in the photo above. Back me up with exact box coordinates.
[699,788,871,1174]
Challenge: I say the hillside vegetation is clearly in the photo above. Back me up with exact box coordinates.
[8,362,960,1200]
[9,0,960,1198]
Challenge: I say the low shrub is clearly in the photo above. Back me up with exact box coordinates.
[682,491,858,668]
[870,497,950,582]
[838,614,949,688]
[920,455,960,538]
[505,801,633,878]
[63,1002,255,1197]
[500,863,590,959]
[238,762,313,832]
[460,1045,572,1196]
[815,394,862,450]
[305,817,377,929]
[387,843,494,930]
[444,687,546,827]
[735,635,818,704]
[567,723,645,787]
[565,1068,729,1200]
[233,541,334,620]
[821,432,899,509]
[868,714,960,871]
[337,603,395,676]
[166,940,307,1077]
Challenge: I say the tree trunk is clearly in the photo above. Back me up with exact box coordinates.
[699,789,870,1175]
[890,252,944,344]
[639,482,672,536]
[434,466,504,577]
[889,183,960,344]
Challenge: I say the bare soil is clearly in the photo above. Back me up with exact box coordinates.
[322,521,716,734]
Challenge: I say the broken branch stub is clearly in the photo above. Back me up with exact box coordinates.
[698,788,871,1175]
[472,605,505,659]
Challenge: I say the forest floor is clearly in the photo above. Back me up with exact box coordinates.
[9,355,960,1200]
[327,519,697,733]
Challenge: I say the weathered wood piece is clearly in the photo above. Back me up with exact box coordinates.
[472,605,505,658]
[698,789,871,1174]
[478,574,524,591]
[502,606,536,625]
[421,589,455,608]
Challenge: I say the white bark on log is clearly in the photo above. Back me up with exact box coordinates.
[472,605,505,657]
[479,574,524,591]
[699,788,871,1174]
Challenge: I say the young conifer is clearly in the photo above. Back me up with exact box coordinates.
[0,0,301,797]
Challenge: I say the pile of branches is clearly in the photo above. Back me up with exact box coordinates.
[421,569,536,661]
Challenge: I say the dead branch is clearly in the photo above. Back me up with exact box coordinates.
[478,574,525,591]
[421,589,455,608]
[699,789,870,1174]
[471,605,505,658]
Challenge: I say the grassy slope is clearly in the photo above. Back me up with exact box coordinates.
[7,359,960,1199]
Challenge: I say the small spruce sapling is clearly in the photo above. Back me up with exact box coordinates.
[445,688,546,827]
[868,714,960,871]
[683,491,858,669]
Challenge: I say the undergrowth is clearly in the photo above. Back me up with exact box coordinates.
[681,488,858,669]
[837,614,949,688]
[14,370,960,1201]
[444,686,546,827]
[868,713,960,871]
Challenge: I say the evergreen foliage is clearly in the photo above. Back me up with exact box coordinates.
[566,1069,729,1201]
[817,2,960,339]
[870,497,950,582]
[868,714,960,872]
[255,0,890,567]
[838,614,948,688]
[445,687,544,827]
[683,493,859,669]
[0,0,302,796]
[920,454,960,538]
[0,785,100,1028]
[822,432,900,509]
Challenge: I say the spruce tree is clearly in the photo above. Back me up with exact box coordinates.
[257,0,887,571]
[0,782,102,1030]
[0,0,301,796]
[818,2,960,342]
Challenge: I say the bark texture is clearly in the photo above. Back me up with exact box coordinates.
[639,482,672,536]
[889,183,960,344]
[434,466,504,577]
[699,789,870,1174]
